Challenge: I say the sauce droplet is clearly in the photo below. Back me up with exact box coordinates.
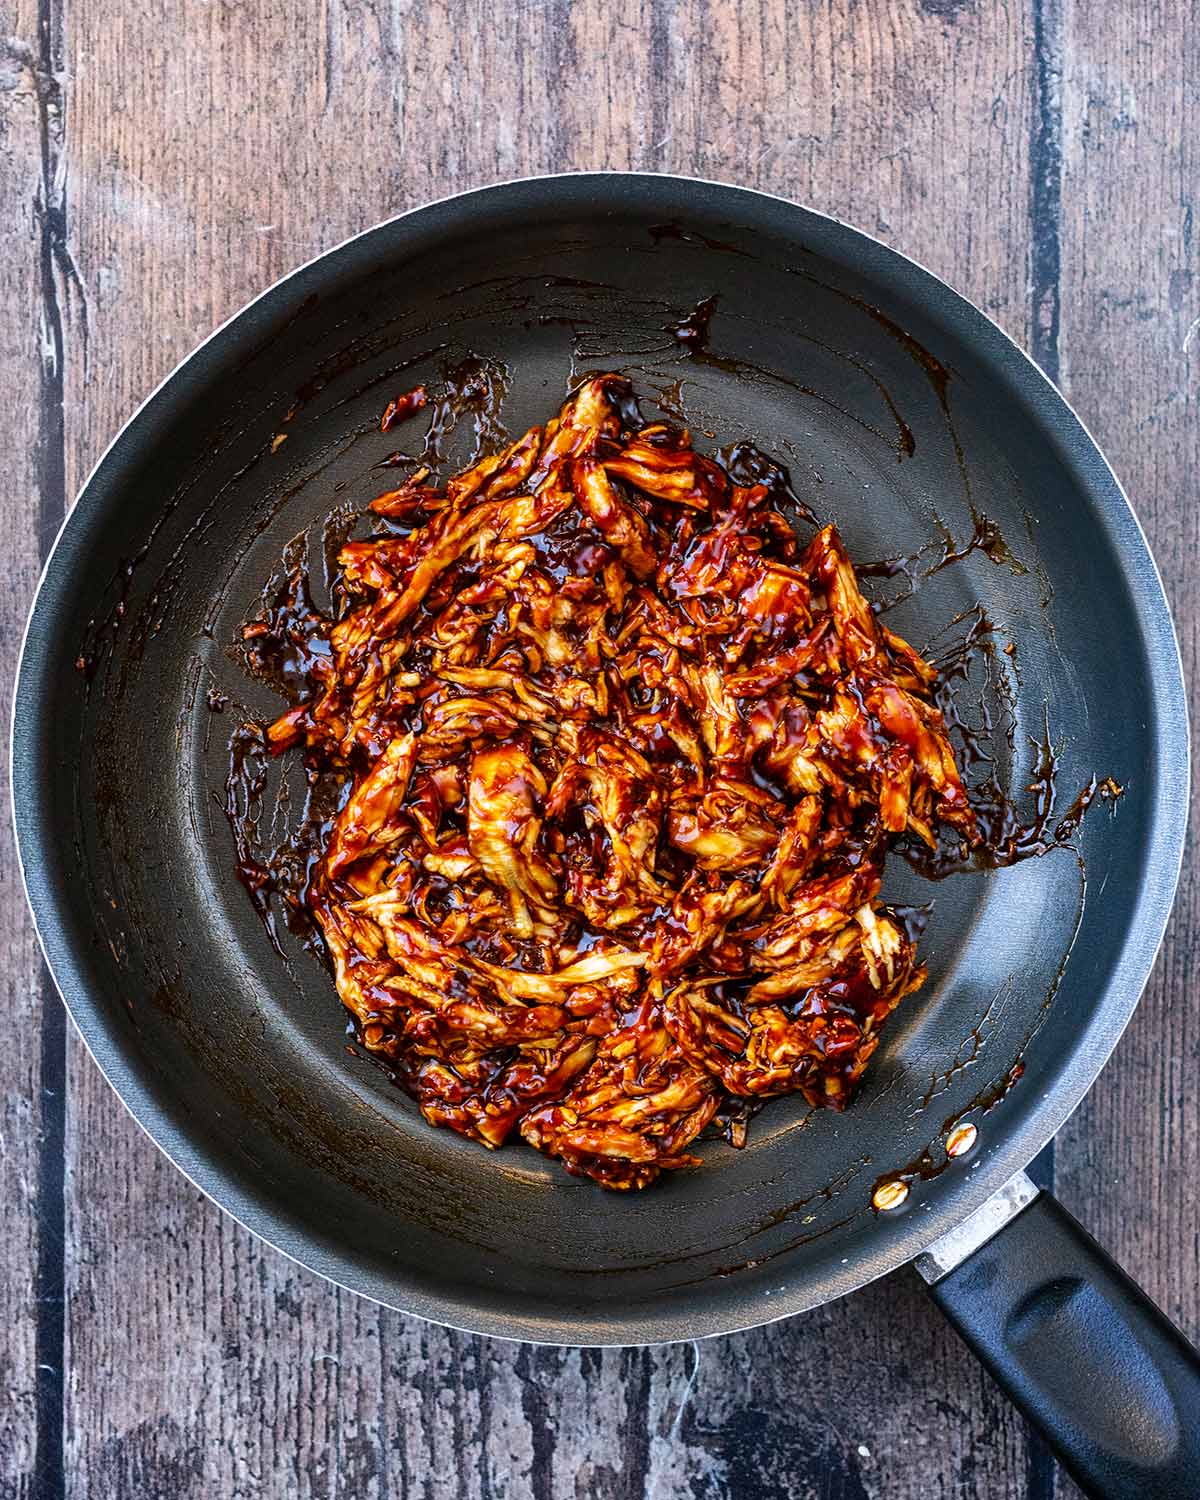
[872,1179,909,1212]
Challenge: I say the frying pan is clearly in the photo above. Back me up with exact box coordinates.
[12,174,1195,1496]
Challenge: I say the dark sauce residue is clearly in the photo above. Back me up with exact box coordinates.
[664,291,919,464]
[856,548,929,617]
[419,354,510,467]
[796,272,992,499]
[234,532,330,702]
[859,508,1029,619]
[865,608,1117,1203]
[648,222,750,257]
[887,603,1111,882]
[668,294,719,352]
[650,376,688,422]
[76,556,143,677]
[832,284,1056,630]
[851,296,951,411]
[75,410,379,689]
[719,438,819,527]
[857,580,1114,1201]
[370,355,512,473]
[664,294,745,379]
[291,326,440,415]
[230,749,345,956]
[224,534,351,954]
[225,722,282,948]
[224,711,346,957]
[379,385,428,432]
[931,506,1028,577]
[749,1156,868,1238]
[879,1043,1029,1205]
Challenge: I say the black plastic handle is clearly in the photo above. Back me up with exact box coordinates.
[928,1190,1200,1498]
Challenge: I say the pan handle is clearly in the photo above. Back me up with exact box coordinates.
[917,1172,1200,1499]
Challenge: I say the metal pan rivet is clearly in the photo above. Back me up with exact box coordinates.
[946,1122,978,1158]
[872,1179,909,1212]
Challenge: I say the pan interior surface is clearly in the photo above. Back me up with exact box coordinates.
[14,177,1186,1343]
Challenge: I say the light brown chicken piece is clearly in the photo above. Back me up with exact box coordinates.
[467,745,559,938]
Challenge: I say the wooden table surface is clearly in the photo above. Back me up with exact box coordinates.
[1,1,1196,1496]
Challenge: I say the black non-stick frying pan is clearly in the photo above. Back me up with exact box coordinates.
[12,175,1195,1496]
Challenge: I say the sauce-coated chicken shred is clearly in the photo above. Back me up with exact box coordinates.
[261,375,976,1189]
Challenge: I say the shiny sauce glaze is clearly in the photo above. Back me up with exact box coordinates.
[227,373,1107,1190]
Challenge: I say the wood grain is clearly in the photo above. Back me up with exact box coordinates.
[1054,0,1200,1359]
[0,0,68,1494]
[0,0,1189,1494]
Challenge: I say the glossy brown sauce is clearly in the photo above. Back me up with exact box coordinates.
[225,718,348,956]
[667,294,719,351]
[379,385,428,432]
[930,506,1028,577]
[227,368,1003,1188]
[222,342,1115,1202]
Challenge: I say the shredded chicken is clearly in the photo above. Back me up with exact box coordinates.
[256,375,976,1189]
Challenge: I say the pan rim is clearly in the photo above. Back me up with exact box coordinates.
[10,169,1191,1345]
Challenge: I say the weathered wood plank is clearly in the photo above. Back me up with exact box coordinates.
[0,0,68,1492]
[1054,0,1200,1391]
[42,0,1196,1496]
